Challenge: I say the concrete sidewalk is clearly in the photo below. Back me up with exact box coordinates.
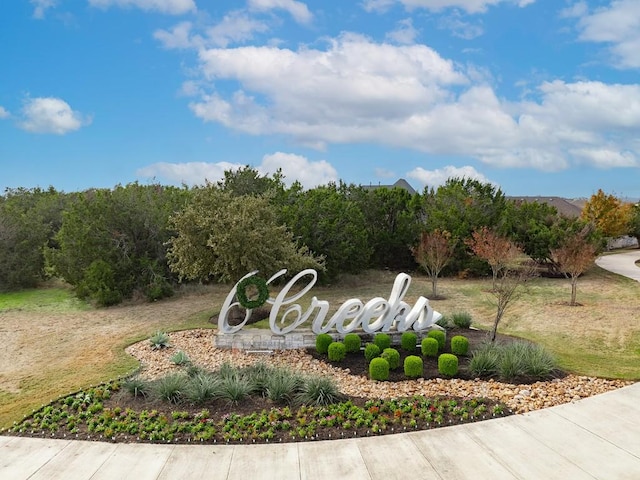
[2,381,640,479]
[596,250,640,282]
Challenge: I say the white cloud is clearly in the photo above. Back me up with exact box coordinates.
[0,106,9,119]
[137,153,337,189]
[575,0,640,69]
[386,18,419,44]
[206,11,270,47]
[31,0,57,19]
[88,0,196,15]
[439,12,484,39]
[154,21,196,49]
[363,0,535,14]
[137,161,242,185]
[375,167,396,178]
[19,97,91,134]
[248,0,313,24]
[559,1,588,19]
[407,165,495,189]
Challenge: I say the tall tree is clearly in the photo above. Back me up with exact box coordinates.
[551,228,600,306]
[466,227,522,290]
[412,230,454,299]
[627,203,640,248]
[581,189,632,238]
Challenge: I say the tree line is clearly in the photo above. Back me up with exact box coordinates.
[1,167,638,306]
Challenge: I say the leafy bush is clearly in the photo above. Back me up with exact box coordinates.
[343,333,361,353]
[404,355,423,378]
[364,343,381,363]
[468,342,557,381]
[152,373,189,404]
[421,337,439,357]
[452,311,472,328]
[296,376,344,406]
[219,373,253,405]
[328,342,347,362]
[438,354,459,377]
[171,350,191,366]
[468,343,500,377]
[450,335,469,356]
[266,369,304,405]
[369,357,390,381]
[381,348,400,370]
[149,331,170,350]
[185,372,221,404]
[400,332,417,352]
[316,333,333,354]
[373,333,391,350]
[427,330,446,351]
[123,377,150,398]
[243,362,271,396]
[523,343,557,378]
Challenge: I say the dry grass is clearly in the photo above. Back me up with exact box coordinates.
[1,265,639,428]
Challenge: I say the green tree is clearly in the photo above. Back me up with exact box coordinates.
[167,186,323,283]
[281,184,371,281]
[628,203,640,247]
[218,166,286,198]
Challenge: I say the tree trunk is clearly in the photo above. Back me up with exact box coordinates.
[431,275,438,299]
[570,276,578,306]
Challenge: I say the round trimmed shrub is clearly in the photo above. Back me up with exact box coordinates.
[364,343,381,363]
[451,335,469,355]
[427,330,446,351]
[438,353,459,377]
[316,333,333,355]
[400,332,417,352]
[381,348,400,370]
[369,357,390,381]
[343,333,361,353]
[404,355,423,378]
[421,337,439,358]
[328,342,347,362]
[373,333,391,351]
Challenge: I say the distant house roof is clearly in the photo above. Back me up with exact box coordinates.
[362,178,417,195]
[507,196,582,218]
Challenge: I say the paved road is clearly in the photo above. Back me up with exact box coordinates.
[596,250,640,282]
[3,250,640,479]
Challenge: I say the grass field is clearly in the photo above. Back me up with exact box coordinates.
[1,264,639,428]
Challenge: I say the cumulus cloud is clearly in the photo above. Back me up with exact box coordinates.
[137,153,338,189]
[31,0,57,19]
[88,0,196,15]
[407,165,495,188]
[0,106,9,119]
[386,18,419,44]
[574,0,640,69]
[362,0,535,14]
[19,97,91,134]
[439,12,484,39]
[248,0,313,24]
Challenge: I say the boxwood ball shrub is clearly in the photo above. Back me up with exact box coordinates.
[438,353,459,377]
[343,333,361,353]
[404,355,423,378]
[450,335,470,355]
[400,332,417,352]
[369,357,390,381]
[421,337,439,357]
[373,333,391,351]
[427,330,446,352]
[328,342,347,362]
[316,333,333,355]
[364,343,381,363]
[381,348,400,370]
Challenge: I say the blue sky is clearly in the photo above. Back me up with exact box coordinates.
[1,0,639,198]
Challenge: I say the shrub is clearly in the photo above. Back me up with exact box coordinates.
[427,330,446,351]
[185,373,221,404]
[400,332,417,352]
[343,333,362,353]
[152,373,189,404]
[218,373,253,405]
[468,343,500,377]
[296,376,344,406]
[149,331,170,350]
[171,350,191,366]
[242,362,271,396]
[123,377,150,398]
[381,348,400,370]
[498,345,526,380]
[523,343,557,378]
[435,315,450,329]
[364,343,381,362]
[369,357,390,381]
[421,337,439,357]
[452,311,472,329]
[373,333,391,351]
[315,333,333,354]
[404,355,423,378]
[266,369,304,405]
[328,342,347,362]
[450,335,470,355]
[438,354,459,377]
[468,341,557,381]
